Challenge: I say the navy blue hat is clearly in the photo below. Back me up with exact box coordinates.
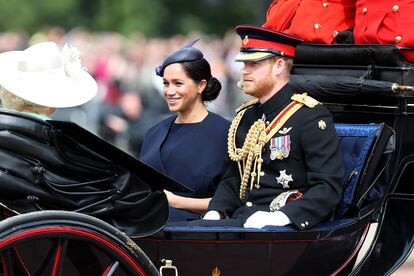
[234,25,303,61]
[155,39,203,77]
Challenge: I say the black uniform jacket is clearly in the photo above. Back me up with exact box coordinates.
[208,83,344,230]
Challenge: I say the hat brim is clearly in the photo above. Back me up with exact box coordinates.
[0,51,97,108]
[234,51,276,62]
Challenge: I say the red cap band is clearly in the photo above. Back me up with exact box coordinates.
[241,37,296,57]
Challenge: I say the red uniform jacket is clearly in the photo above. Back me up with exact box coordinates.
[263,0,356,44]
[353,0,414,62]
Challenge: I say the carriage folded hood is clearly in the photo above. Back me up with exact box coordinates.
[0,109,191,237]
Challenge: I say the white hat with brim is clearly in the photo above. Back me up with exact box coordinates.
[0,42,97,108]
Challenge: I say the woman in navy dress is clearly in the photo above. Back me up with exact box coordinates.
[140,40,230,222]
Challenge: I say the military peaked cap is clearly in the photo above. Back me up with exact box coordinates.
[235,25,303,61]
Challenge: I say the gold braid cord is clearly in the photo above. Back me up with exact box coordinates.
[228,98,306,200]
[227,110,266,200]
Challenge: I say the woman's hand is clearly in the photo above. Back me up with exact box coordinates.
[164,189,181,208]
[163,190,211,213]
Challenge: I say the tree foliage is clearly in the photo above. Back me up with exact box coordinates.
[0,0,267,37]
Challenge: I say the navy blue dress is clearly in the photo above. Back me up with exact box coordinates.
[140,112,230,222]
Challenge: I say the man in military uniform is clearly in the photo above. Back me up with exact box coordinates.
[203,25,344,230]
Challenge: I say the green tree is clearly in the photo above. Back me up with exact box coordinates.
[0,0,260,37]
[91,0,168,35]
[0,0,78,33]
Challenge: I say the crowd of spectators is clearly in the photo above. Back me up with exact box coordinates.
[0,27,252,157]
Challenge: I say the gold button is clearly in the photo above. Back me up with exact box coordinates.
[314,23,321,30]
[395,36,402,43]
[362,7,368,14]
[332,30,339,37]
[393,5,399,12]
[322,2,329,7]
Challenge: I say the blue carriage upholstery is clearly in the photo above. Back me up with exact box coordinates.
[163,123,388,234]
[334,123,382,218]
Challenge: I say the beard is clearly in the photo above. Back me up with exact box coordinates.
[243,72,276,99]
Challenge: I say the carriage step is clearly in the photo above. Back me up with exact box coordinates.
[159,259,178,276]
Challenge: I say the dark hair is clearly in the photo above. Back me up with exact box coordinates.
[180,58,222,102]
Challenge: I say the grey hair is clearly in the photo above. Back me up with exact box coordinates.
[0,86,50,114]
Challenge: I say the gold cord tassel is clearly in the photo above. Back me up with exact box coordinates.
[228,112,266,200]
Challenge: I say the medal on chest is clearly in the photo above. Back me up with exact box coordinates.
[276,170,293,188]
[269,135,291,160]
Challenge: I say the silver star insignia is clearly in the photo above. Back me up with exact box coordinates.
[276,170,293,188]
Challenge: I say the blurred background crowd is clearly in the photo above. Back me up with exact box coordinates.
[1,1,414,273]
[0,0,272,157]
[0,28,252,157]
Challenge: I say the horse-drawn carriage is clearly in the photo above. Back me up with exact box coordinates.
[1,43,413,275]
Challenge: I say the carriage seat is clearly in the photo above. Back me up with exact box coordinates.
[162,123,394,235]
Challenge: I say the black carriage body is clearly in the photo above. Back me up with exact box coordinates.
[133,44,414,276]
[0,111,189,275]
[0,110,190,238]
[294,44,414,276]
[1,44,414,276]
[135,122,392,276]
[137,219,370,275]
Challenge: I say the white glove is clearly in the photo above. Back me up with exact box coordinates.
[243,211,291,228]
[203,210,221,220]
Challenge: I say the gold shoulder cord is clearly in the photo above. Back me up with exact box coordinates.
[228,109,266,200]
[228,93,316,200]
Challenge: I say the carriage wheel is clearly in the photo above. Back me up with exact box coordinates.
[0,211,159,276]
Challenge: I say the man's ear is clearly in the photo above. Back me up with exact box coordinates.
[273,58,286,75]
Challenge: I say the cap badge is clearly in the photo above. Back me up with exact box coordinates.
[318,120,327,130]
[243,36,249,46]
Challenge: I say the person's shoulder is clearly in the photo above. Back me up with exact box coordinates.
[207,112,231,126]
[291,93,330,114]
[289,94,334,130]
[295,103,333,124]
[146,115,176,134]
[235,99,259,114]
[291,93,319,108]
[205,113,230,138]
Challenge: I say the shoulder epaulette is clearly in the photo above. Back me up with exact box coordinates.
[235,99,259,113]
[291,92,319,108]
